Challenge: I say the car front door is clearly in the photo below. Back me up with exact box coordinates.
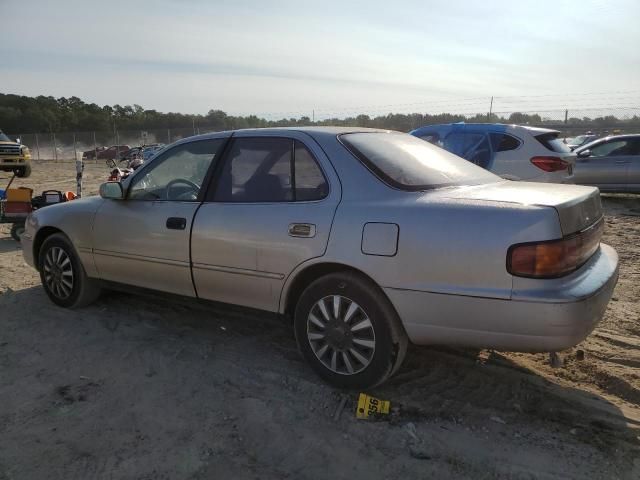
[92,136,228,296]
[574,139,632,189]
[191,131,341,312]
[623,138,640,191]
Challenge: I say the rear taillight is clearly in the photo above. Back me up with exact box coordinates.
[530,156,569,172]
[507,219,603,278]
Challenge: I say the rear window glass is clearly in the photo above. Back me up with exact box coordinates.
[535,132,571,153]
[340,132,498,191]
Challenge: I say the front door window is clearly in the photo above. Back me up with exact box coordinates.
[129,139,224,201]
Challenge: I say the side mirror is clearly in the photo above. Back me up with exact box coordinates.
[99,182,124,199]
[15,138,21,144]
[577,149,591,159]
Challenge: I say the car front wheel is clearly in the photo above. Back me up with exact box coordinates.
[15,165,32,178]
[294,272,408,389]
[38,233,101,308]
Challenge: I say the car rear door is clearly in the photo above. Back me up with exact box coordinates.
[488,132,523,179]
[92,136,228,296]
[191,131,341,312]
[574,138,632,189]
[443,131,493,169]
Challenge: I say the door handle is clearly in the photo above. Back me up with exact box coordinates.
[615,160,628,164]
[288,223,316,238]
[166,217,187,230]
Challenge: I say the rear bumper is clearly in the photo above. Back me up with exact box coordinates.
[528,171,575,184]
[385,243,618,352]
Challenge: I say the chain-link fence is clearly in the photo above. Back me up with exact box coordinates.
[8,107,640,161]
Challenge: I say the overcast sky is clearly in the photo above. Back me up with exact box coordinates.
[2,0,639,118]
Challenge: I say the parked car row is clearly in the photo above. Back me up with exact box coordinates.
[83,145,131,160]
[410,122,640,193]
[119,144,165,162]
[82,144,164,161]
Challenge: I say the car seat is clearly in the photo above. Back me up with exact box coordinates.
[244,173,285,202]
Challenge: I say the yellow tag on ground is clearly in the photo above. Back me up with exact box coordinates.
[356,393,390,419]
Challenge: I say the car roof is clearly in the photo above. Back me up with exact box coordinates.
[410,123,558,136]
[178,126,395,143]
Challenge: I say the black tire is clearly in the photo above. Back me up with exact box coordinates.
[15,164,32,178]
[294,271,408,389]
[38,233,101,308]
[10,223,25,242]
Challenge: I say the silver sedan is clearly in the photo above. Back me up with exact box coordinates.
[21,127,618,388]
[573,134,640,192]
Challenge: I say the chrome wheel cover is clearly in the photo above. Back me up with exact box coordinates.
[307,295,375,375]
[43,246,74,299]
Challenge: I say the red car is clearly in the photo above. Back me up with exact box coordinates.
[83,145,131,160]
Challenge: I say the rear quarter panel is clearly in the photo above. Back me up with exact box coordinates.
[320,194,561,300]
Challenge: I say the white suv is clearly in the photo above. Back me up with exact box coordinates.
[410,123,576,183]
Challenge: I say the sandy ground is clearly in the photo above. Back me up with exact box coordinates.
[1,161,639,480]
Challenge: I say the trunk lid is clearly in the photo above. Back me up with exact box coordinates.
[438,181,602,235]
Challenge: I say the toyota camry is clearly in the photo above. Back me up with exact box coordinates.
[21,127,618,388]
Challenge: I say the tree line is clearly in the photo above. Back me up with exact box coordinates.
[1,92,638,135]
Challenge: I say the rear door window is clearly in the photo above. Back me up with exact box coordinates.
[489,133,521,152]
[294,141,328,201]
[215,137,293,202]
[213,138,328,202]
[443,132,484,157]
[443,132,492,168]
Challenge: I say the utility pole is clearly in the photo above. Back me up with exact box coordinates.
[93,131,97,163]
[488,96,494,121]
[52,133,58,162]
[564,109,568,124]
[312,109,315,123]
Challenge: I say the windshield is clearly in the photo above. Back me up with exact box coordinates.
[570,135,586,145]
[0,131,12,142]
[340,132,499,191]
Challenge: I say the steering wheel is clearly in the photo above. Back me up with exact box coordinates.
[165,178,200,200]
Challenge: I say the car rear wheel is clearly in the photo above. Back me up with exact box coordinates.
[15,165,32,178]
[38,233,101,308]
[294,272,408,389]
[10,223,25,242]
